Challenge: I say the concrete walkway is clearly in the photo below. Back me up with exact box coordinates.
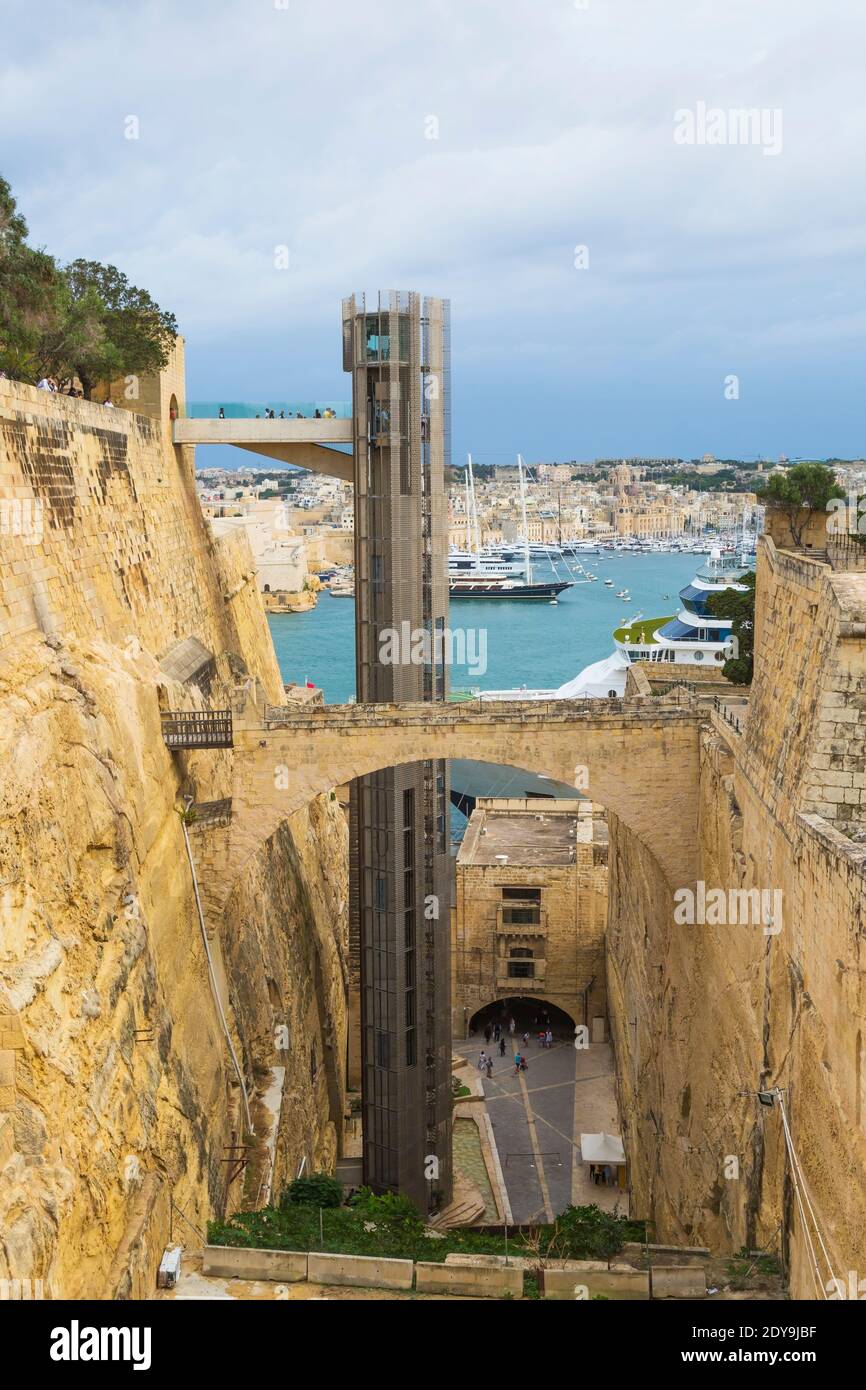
[453,1036,627,1224]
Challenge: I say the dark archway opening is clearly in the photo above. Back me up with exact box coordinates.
[468,996,576,1042]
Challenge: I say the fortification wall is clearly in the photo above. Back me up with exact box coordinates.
[607,536,866,1298]
[0,380,347,1297]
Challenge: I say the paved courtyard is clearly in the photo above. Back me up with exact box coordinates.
[453,1035,627,1223]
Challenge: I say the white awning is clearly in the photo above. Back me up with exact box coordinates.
[554,650,630,700]
[580,1132,626,1165]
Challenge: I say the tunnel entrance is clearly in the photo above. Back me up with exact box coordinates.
[468,996,576,1042]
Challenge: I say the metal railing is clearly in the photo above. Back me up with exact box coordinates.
[713,695,746,734]
[161,709,233,749]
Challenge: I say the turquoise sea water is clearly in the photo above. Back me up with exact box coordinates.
[268,552,702,702]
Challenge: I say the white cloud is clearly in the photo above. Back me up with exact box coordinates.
[3,0,865,454]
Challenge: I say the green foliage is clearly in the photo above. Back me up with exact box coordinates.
[348,1187,425,1233]
[208,1193,644,1267]
[704,570,756,685]
[55,259,178,398]
[0,175,65,382]
[280,1173,343,1209]
[553,1204,639,1260]
[756,463,845,547]
[0,174,177,395]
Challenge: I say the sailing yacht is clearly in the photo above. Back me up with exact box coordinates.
[449,455,573,601]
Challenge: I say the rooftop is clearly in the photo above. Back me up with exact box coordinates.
[458,798,604,868]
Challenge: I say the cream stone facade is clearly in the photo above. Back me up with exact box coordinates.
[0,370,348,1298]
[452,798,608,1036]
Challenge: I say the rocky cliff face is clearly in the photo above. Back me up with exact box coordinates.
[0,379,348,1298]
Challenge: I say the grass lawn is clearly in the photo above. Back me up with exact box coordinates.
[613,614,673,644]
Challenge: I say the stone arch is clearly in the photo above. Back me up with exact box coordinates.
[467,995,578,1036]
[219,700,701,928]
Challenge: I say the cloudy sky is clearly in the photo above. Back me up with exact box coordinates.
[3,0,865,461]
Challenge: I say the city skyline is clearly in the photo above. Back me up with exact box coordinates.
[3,0,865,461]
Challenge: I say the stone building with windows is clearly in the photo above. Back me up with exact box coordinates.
[451,798,608,1038]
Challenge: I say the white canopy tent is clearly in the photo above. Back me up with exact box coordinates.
[580,1132,626,1165]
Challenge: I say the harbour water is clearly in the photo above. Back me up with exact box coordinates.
[268,551,702,701]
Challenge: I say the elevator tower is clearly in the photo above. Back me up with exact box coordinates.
[342,291,452,1211]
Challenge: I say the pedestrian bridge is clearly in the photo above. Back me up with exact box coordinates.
[172,415,353,479]
[168,683,704,928]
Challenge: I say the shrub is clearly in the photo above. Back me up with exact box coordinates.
[279,1172,343,1209]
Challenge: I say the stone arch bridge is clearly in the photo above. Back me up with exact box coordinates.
[165,682,703,928]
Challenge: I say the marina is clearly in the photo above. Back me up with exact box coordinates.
[269,550,702,701]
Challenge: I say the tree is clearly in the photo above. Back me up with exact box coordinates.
[756,463,845,547]
[0,176,65,382]
[0,175,178,395]
[60,259,178,398]
[705,571,756,685]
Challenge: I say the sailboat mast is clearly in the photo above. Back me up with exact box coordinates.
[468,453,482,557]
[465,463,472,551]
[518,454,531,583]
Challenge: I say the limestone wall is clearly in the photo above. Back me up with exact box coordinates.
[606,536,866,1298]
[0,380,347,1297]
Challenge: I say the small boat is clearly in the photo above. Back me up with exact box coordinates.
[604,579,614,587]
[616,589,630,599]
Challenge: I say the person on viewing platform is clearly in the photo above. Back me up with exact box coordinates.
[104,398,115,408]
[279,410,285,418]
[296,410,304,418]
[37,377,52,390]
[218,407,225,418]
[314,408,322,418]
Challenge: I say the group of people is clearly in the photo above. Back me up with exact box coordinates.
[34,375,115,406]
[35,377,91,400]
[589,1163,618,1187]
[479,1015,556,1051]
[218,406,338,420]
[475,1011,558,1079]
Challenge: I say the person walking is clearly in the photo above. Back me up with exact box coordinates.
[485,1056,493,1079]
[478,1050,488,1072]
[499,1036,507,1057]
[546,1027,553,1049]
[484,1024,492,1045]
[513,1052,522,1075]
[493,1021,501,1042]
[522,1031,530,1048]
[509,1017,516,1036]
